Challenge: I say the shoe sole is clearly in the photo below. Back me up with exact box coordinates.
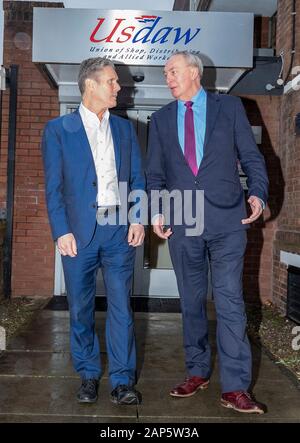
[220,399,264,414]
[110,398,141,405]
[77,396,98,404]
[170,381,209,398]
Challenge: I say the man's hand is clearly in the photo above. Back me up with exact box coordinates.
[128,224,145,247]
[242,196,264,225]
[57,233,77,257]
[152,214,173,239]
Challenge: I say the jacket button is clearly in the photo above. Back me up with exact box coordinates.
[92,181,96,187]
[92,203,96,208]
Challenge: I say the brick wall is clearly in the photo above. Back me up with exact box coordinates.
[238,14,280,304]
[240,0,300,310]
[254,16,271,48]
[241,95,280,303]
[271,0,300,313]
[1,1,62,296]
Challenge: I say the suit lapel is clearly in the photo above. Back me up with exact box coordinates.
[71,109,95,165]
[109,115,121,178]
[202,92,221,153]
[168,101,187,163]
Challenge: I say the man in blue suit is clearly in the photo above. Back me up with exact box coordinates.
[42,58,145,405]
[146,51,268,414]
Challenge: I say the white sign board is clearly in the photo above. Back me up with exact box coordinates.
[33,8,253,67]
[63,1,175,10]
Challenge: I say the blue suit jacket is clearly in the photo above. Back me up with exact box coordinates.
[42,109,145,249]
[146,92,269,235]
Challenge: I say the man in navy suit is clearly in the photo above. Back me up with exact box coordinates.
[42,58,145,405]
[146,51,268,414]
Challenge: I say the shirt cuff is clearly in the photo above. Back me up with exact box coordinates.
[258,198,266,210]
[151,214,164,225]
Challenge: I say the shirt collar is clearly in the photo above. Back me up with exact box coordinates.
[79,102,110,128]
[178,87,206,110]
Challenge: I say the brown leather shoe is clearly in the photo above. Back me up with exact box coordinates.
[221,391,265,414]
[170,376,209,397]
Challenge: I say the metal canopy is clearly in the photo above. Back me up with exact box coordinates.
[45,63,250,105]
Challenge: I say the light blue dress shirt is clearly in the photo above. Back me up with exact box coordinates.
[177,87,207,167]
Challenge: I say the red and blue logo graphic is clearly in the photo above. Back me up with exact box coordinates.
[90,15,201,45]
[134,15,158,23]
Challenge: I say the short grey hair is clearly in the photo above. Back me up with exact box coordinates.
[171,51,204,77]
[78,57,115,95]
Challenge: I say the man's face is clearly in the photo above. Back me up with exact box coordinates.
[91,65,121,109]
[164,54,198,101]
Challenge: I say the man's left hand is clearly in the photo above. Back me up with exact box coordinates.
[241,196,264,224]
[128,224,145,247]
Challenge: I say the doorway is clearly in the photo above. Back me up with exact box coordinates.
[115,109,179,297]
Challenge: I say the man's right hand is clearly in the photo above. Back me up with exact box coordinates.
[152,214,173,240]
[57,233,77,257]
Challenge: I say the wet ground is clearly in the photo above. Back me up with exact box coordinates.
[0,303,299,423]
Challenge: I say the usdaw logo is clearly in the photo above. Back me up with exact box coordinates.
[90,14,201,45]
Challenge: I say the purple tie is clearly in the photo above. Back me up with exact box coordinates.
[184,101,198,176]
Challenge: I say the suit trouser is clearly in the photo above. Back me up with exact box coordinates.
[62,222,136,389]
[168,229,252,393]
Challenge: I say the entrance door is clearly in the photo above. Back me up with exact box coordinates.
[123,109,179,297]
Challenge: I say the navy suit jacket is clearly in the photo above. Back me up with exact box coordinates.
[146,92,269,235]
[42,109,145,249]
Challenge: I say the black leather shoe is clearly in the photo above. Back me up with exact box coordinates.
[77,378,99,403]
[110,384,142,405]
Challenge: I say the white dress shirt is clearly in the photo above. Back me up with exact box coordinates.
[79,103,120,207]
